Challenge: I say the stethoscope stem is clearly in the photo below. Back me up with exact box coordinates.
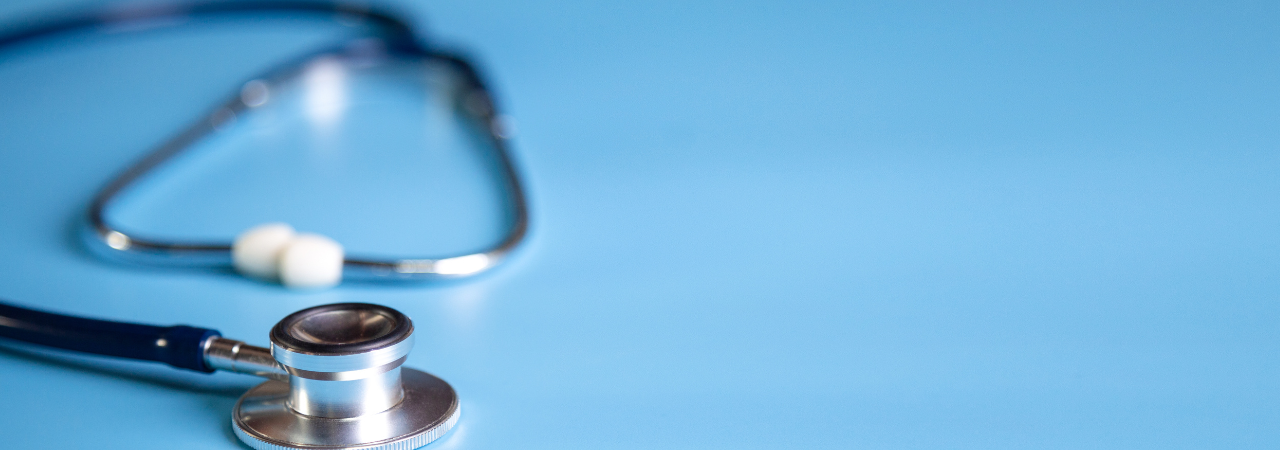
[205,337,288,381]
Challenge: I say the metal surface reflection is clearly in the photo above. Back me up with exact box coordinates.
[305,57,347,125]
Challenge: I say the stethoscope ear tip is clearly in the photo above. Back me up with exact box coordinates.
[232,223,344,289]
[231,222,295,280]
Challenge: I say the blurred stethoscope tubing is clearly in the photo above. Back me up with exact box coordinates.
[4,0,530,290]
[0,1,532,449]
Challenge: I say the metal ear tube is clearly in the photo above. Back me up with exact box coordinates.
[0,1,536,290]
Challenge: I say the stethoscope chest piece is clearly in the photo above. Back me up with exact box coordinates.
[232,304,459,450]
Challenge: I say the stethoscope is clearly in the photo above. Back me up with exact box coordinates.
[1,0,530,290]
[0,300,455,450]
[0,1,529,448]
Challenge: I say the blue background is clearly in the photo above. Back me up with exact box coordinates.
[0,0,1277,448]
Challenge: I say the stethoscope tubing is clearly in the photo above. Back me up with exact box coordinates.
[0,299,220,373]
[0,1,418,50]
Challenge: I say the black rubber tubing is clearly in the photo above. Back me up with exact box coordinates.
[0,300,220,373]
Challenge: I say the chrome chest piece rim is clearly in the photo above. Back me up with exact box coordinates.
[233,303,460,450]
[233,369,460,450]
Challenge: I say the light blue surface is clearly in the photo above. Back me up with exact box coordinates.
[0,0,1278,448]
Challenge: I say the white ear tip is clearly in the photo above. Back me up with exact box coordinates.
[278,234,344,289]
[232,223,296,280]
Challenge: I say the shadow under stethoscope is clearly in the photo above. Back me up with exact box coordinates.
[0,338,257,395]
[0,338,257,446]
[0,336,471,449]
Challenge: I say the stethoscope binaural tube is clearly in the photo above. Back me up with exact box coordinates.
[0,299,459,450]
[0,1,531,289]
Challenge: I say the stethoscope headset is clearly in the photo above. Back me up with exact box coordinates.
[0,1,529,449]
[14,0,529,290]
